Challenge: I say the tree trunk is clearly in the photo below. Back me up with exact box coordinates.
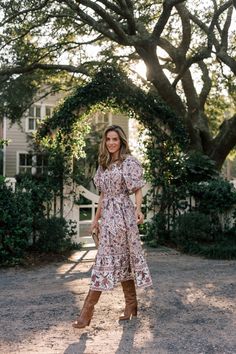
[136,45,234,171]
[208,115,236,170]
[135,41,186,117]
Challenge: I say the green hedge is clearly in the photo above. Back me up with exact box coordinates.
[170,211,236,259]
[0,176,79,266]
[145,177,236,259]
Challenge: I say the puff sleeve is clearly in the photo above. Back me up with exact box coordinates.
[93,165,103,192]
[123,156,145,194]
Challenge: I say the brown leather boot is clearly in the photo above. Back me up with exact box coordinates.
[119,279,138,320]
[72,290,102,328]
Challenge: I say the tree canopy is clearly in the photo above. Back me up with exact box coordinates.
[0,0,236,169]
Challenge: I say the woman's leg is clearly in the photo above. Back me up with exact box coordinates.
[119,279,137,320]
[72,289,102,328]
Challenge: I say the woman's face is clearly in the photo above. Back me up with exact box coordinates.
[105,130,121,157]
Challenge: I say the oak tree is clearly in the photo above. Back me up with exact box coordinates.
[0,0,235,169]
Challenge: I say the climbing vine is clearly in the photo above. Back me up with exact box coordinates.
[35,65,187,216]
[36,65,187,157]
[34,64,190,225]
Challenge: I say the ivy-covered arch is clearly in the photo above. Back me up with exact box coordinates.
[37,66,188,159]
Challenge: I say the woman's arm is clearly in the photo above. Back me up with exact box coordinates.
[90,192,104,231]
[134,188,144,224]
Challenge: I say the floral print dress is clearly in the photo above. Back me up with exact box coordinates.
[90,155,153,291]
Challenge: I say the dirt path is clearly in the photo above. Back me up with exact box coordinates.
[0,247,236,354]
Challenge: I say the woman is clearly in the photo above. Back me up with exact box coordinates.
[73,125,152,328]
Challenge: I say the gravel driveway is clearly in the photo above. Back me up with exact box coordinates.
[0,247,235,354]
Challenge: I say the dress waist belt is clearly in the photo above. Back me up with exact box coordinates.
[103,194,129,202]
[102,195,129,235]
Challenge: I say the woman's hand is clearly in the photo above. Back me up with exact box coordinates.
[134,188,144,224]
[135,209,144,225]
[90,219,100,233]
[89,192,103,233]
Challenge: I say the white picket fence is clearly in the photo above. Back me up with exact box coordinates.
[63,183,152,245]
[4,177,152,246]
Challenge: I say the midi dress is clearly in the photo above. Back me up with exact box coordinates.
[90,155,153,291]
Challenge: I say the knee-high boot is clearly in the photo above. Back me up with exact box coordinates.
[72,290,102,328]
[119,279,138,320]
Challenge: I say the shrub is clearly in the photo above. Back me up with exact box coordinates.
[0,178,33,265]
[34,217,78,253]
[171,211,215,246]
[145,213,169,247]
[0,176,80,266]
[189,178,236,215]
[145,166,236,258]
[175,237,236,260]
[171,211,236,259]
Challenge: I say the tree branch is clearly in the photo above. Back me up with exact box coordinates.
[96,0,124,17]
[216,51,236,75]
[157,38,178,61]
[0,22,55,54]
[211,0,223,36]
[151,0,186,41]
[78,0,129,44]
[188,1,233,50]
[209,0,233,28]
[210,114,236,169]
[97,0,136,35]
[188,11,219,49]
[118,0,136,35]
[221,5,233,50]
[181,68,212,151]
[172,48,211,88]
[0,0,51,26]
[62,0,118,42]
[208,0,233,48]
[175,3,191,54]
[198,61,212,110]
[181,69,199,111]
[0,63,90,77]
[137,46,186,115]
[188,3,235,74]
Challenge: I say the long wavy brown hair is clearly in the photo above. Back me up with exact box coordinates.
[99,125,131,169]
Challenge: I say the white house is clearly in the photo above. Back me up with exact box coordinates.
[0,92,129,178]
[0,92,146,244]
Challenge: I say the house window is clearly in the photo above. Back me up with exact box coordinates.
[26,105,55,132]
[35,154,48,174]
[19,153,33,174]
[45,106,54,117]
[94,111,111,128]
[97,112,110,124]
[26,105,41,132]
[18,153,48,175]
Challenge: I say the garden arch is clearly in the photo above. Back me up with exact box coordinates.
[38,65,187,156]
[37,66,187,243]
